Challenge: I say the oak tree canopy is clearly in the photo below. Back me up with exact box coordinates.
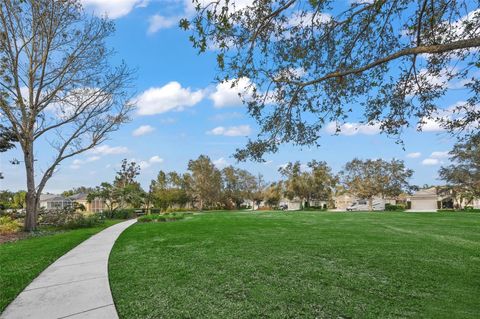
[182,0,480,161]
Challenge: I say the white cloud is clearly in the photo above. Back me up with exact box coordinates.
[213,157,228,168]
[90,145,129,155]
[139,155,164,169]
[148,15,179,33]
[418,117,445,132]
[207,125,251,137]
[209,78,254,108]
[184,0,253,16]
[69,156,101,169]
[149,155,164,163]
[132,125,155,137]
[146,0,254,34]
[417,100,479,133]
[287,11,331,27]
[422,158,440,166]
[430,151,449,159]
[136,82,204,115]
[406,152,422,158]
[81,0,149,19]
[325,121,381,136]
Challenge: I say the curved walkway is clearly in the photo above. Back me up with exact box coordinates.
[1,219,136,319]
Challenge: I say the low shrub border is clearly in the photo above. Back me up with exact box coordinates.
[137,213,188,223]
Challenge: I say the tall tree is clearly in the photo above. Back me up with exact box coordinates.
[341,158,413,210]
[0,0,134,230]
[150,170,190,209]
[222,166,256,209]
[249,173,267,210]
[264,181,283,208]
[439,134,480,207]
[187,155,222,209]
[114,159,143,208]
[184,0,480,161]
[279,161,309,207]
[307,160,338,206]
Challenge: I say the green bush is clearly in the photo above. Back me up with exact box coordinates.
[109,209,136,219]
[385,204,406,211]
[0,216,22,235]
[137,213,186,223]
[39,208,104,229]
[304,206,327,211]
[164,207,189,213]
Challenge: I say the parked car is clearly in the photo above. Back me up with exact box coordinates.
[346,199,385,211]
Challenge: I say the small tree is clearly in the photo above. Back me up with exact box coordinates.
[87,182,118,216]
[0,0,134,230]
[114,159,144,208]
[250,173,267,210]
[264,182,283,208]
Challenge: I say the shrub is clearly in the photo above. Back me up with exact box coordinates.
[164,207,189,213]
[137,213,186,223]
[0,216,22,235]
[385,204,406,211]
[39,208,104,229]
[109,209,136,219]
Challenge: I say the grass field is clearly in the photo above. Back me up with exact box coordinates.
[110,211,480,319]
[0,220,121,313]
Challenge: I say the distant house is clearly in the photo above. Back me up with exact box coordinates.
[69,193,106,213]
[39,194,72,210]
[279,198,302,211]
[408,188,438,211]
[334,193,357,210]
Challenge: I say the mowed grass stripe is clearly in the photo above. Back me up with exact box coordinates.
[109,212,480,319]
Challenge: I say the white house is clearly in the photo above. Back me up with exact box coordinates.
[409,188,438,211]
[39,194,72,210]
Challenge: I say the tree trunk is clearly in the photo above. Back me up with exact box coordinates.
[23,141,37,231]
[368,197,373,211]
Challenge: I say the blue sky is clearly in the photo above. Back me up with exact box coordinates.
[0,0,469,193]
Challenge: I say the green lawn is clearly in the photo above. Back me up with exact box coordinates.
[109,211,480,319]
[0,220,121,313]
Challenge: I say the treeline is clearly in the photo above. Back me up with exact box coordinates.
[86,156,414,211]
[2,135,479,212]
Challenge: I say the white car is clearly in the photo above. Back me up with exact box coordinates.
[346,199,385,211]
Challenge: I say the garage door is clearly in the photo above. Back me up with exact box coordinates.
[411,198,437,211]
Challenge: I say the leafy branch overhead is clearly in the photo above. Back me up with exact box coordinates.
[183,0,480,161]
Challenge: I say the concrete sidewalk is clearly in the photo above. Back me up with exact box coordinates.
[1,219,136,319]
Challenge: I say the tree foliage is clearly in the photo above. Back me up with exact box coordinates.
[340,158,413,209]
[222,165,256,208]
[149,170,191,210]
[184,0,480,161]
[279,160,337,206]
[0,0,134,230]
[439,134,480,206]
[187,155,223,209]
